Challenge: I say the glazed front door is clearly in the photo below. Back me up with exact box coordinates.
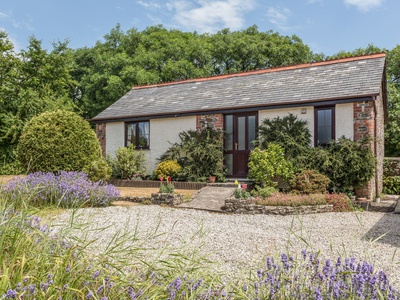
[224,113,257,178]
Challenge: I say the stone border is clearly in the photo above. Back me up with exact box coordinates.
[222,197,333,215]
[116,193,184,206]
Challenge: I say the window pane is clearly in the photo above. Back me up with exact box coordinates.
[225,115,233,151]
[138,122,150,148]
[225,154,233,176]
[248,116,256,150]
[238,117,245,150]
[127,123,136,146]
[317,109,333,145]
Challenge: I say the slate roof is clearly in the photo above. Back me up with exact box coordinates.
[92,53,386,122]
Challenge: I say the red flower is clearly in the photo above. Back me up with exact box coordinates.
[242,184,248,189]
[160,177,164,181]
[167,176,172,182]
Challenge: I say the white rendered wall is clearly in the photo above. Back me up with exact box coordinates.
[259,107,314,145]
[106,122,125,156]
[335,103,354,140]
[146,116,196,173]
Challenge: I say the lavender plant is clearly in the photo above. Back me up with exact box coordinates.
[1,171,119,208]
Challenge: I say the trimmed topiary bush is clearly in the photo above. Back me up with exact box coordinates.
[290,169,330,195]
[17,110,106,179]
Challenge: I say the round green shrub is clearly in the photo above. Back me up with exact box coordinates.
[17,110,104,176]
[290,169,330,195]
[248,144,294,187]
[155,160,182,179]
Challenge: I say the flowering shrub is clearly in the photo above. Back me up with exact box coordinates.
[236,250,399,299]
[1,171,120,208]
[155,160,182,179]
[159,177,175,193]
[325,193,353,212]
[256,192,327,207]
[254,192,354,212]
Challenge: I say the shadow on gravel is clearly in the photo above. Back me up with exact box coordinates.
[363,213,400,247]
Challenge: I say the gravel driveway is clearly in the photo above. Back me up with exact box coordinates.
[54,205,400,286]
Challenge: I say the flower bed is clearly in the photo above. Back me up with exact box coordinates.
[1,171,120,208]
[223,197,333,215]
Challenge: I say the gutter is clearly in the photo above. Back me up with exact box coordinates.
[372,96,380,202]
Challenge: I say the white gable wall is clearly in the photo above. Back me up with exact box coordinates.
[147,116,196,172]
[105,116,196,175]
[335,103,354,140]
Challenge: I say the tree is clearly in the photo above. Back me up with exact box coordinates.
[0,32,76,169]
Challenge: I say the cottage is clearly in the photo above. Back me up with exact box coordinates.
[92,53,387,199]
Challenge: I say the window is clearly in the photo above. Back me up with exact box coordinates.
[315,107,335,146]
[126,121,150,149]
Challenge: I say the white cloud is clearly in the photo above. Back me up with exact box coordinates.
[343,0,384,12]
[137,0,161,9]
[0,10,34,31]
[266,7,292,31]
[166,0,256,33]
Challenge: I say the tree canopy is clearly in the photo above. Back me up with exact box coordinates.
[1,24,400,171]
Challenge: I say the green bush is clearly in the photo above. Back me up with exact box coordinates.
[250,186,276,198]
[248,144,294,187]
[83,158,112,182]
[160,127,225,182]
[107,144,147,179]
[234,188,251,199]
[159,182,175,193]
[155,160,182,179]
[383,176,400,194]
[17,110,107,180]
[290,169,330,195]
[257,113,311,171]
[308,137,376,193]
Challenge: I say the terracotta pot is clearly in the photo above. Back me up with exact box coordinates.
[208,176,216,183]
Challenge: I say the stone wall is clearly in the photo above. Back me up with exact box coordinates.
[196,114,223,130]
[222,197,333,215]
[117,193,184,206]
[353,97,385,200]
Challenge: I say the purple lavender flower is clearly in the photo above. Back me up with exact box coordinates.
[92,270,100,279]
[5,289,17,298]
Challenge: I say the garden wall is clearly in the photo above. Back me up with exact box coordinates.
[118,193,184,205]
[222,197,333,215]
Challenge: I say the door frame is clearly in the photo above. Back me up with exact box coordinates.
[224,112,258,178]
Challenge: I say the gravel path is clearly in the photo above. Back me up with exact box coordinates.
[54,205,400,286]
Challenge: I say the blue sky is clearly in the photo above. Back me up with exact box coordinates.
[1,0,399,55]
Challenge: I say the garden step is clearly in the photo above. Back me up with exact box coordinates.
[177,186,235,212]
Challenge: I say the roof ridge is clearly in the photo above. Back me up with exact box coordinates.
[132,52,386,90]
